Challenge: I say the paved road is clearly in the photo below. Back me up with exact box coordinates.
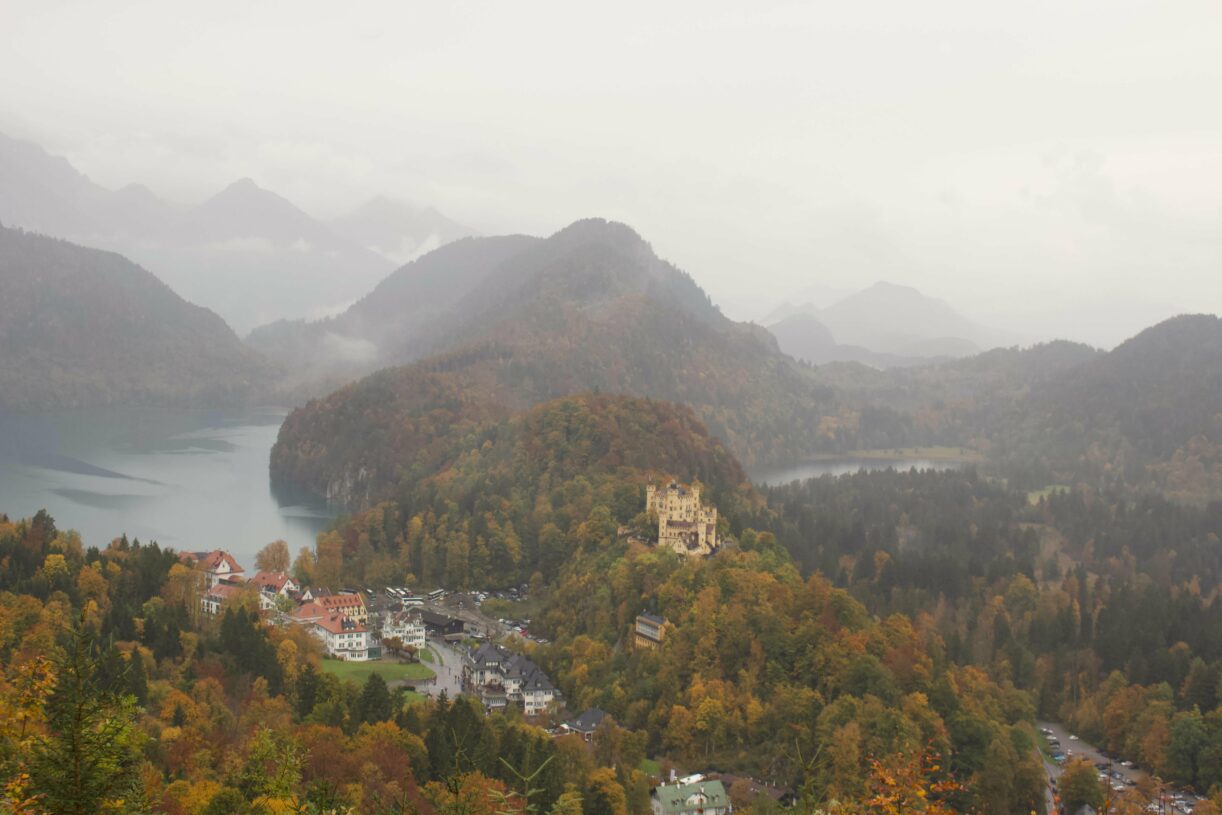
[418,636,465,699]
[1037,721,1199,815]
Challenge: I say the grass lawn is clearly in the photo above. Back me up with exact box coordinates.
[481,596,546,620]
[1028,484,1071,505]
[639,758,661,777]
[419,647,435,664]
[320,658,435,685]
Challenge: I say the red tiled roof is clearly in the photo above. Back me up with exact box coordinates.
[199,549,243,574]
[318,594,365,611]
[251,571,292,592]
[293,601,328,621]
[314,613,366,635]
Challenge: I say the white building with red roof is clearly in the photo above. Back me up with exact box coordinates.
[314,592,369,625]
[250,571,300,611]
[201,581,242,615]
[181,549,246,588]
[293,602,376,661]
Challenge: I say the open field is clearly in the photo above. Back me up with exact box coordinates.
[320,658,435,685]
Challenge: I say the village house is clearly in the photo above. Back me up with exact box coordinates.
[312,591,369,625]
[293,602,377,661]
[381,610,427,651]
[635,612,669,650]
[646,482,718,556]
[464,643,560,716]
[249,571,299,611]
[651,780,732,815]
[181,549,245,588]
[563,707,608,741]
[201,581,241,615]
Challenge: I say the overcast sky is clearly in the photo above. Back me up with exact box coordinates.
[3,0,1221,343]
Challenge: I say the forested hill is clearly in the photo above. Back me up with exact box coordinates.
[293,392,760,589]
[995,314,1222,498]
[248,219,724,381]
[819,317,1222,501]
[270,219,847,502]
[0,224,274,409]
[246,234,540,385]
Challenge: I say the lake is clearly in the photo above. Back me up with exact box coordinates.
[0,406,335,568]
[751,456,970,487]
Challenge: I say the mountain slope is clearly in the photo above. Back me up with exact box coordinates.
[807,281,999,356]
[1003,315,1222,497]
[768,312,955,368]
[271,219,843,506]
[0,224,273,409]
[246,234,540,383]
[326,195,476,264]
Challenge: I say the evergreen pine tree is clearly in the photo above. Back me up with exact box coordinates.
[30,618,145,815]
[357,672,393,724]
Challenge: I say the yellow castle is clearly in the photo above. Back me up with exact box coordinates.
[646,481,718,557]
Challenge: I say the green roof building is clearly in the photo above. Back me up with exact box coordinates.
[651,780,732,815]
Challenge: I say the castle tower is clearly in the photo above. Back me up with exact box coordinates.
[647,480,718,557]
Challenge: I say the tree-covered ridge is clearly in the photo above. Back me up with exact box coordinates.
[755,468,1222,795]
[0,224,274,409]
[1007,314,1222,500]
[303,393,759,589]
[533,541,1049,814]
[819,316,1222,502]
[298,395,1056,813]
[270,294,834,507]
[270,220,848,503]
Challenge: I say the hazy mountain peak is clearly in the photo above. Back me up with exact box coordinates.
[326,194,475,265]
[225,176,261,192]
[205,176,282,205]
[548,217,649,251]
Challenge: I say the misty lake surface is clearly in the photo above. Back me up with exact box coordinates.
[0,407,334,567]
[751,457,968,486]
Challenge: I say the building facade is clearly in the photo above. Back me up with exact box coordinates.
[651,781,732,815]
[182,549,245,588]
[314,592,369,625]
[294,602,377,661]
[635,612,669,650]
[250,571,300,611]
[201,582,240,615]
[646,482,718,556]
[382,611,427,651]
[464,643,560,716]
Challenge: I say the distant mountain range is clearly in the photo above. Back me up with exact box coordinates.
[0,223,272,409]
[0,131,475,333]
[325,196,474,266]
[764,281,1017,368]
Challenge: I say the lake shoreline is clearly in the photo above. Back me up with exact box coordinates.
[750,448,981,487]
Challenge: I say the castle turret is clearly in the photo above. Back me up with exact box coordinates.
[647,480,718,557]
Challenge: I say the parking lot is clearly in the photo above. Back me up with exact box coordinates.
[1038,721,1204,815]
